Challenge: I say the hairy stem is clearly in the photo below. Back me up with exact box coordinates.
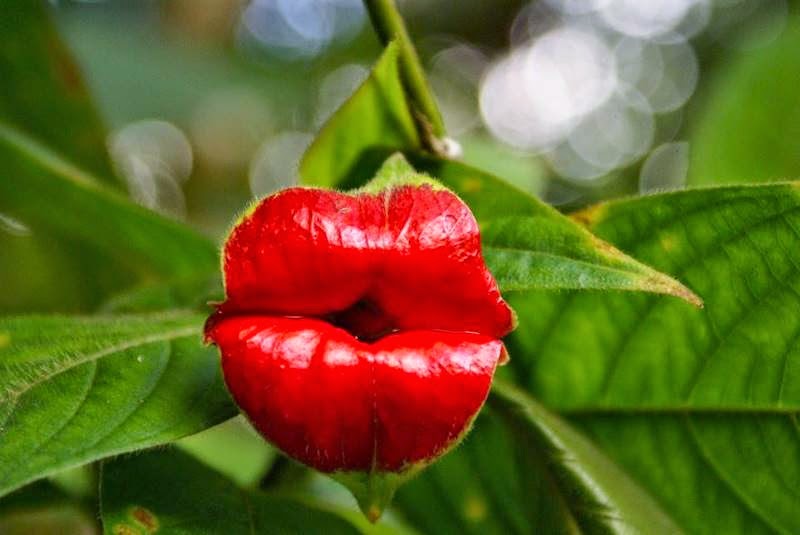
[363,0,446,151]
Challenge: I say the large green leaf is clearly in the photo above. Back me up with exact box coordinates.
[299,41,420,189]
[100,448,363,535]
[0,313,236,498]
[394,381,679,534]
[0,0,114,181]
[689,13,800,186]
[507,184,800,533]
[0,125,218,297]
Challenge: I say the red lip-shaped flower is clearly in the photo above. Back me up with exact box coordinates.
[205,161,514,519]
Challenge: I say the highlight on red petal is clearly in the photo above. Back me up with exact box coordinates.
[205,155,515,520]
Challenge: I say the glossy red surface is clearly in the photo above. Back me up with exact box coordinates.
[206,184,514,473]
[219,185,513,340]
[209,316,503,472]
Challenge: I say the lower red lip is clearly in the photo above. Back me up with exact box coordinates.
[207,315,504,472]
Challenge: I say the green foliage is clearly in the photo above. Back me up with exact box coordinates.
[689,13,800,185]
[0,0,114,181]
[395,381,679,534]
[508,184,800,533]
[100,448,363,534]
[0,313,236,497]
[455,157,699,301]
[358,152,445,193]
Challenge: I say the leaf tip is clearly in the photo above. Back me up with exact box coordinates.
[649,274,704,308]
[680,287,704,308]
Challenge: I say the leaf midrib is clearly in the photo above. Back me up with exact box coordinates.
[485,247,690,299]
[485,246,650,276]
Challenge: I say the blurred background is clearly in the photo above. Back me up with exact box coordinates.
[36,0,799,240]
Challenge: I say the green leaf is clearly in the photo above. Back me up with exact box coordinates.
[481,210,700,304]
[507,183,800,533]
[0,0,115,181]
[299,41,420,189]
[394,381,679,534]
[0,125,218,298]
[689,14,800,186]
[100,448,363,535]
[0,312,236,498]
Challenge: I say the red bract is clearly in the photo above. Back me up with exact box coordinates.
[205,181,514,519]
[208,316,503,472]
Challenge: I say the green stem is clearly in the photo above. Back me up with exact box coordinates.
[363,0,446,148]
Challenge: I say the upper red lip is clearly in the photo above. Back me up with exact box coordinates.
[206,184,515,472]
[215,185,513,340]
